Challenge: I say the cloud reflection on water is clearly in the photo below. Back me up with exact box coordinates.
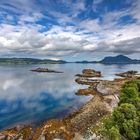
[0,63,140,129]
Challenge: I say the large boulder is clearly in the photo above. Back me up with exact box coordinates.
[76,69,101,78]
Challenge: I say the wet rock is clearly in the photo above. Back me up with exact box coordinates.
[76,89,97,96]
[96,80,126,95]
[0,126,32,140]
[76,69,101,78]
[75,78,100,85]
[96,82,111,95]
[116,70,139,78]
[33,120,74,140]
[0,120,74,140]
[31,67,63,73]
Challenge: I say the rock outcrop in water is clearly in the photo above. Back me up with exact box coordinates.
[75,69,101,87]
[75,77,100,85]
[31,67,63,73]
[76,88,97,96]
[75,69,101,78]
[116,70,139,78]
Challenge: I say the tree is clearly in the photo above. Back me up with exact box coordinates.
[120,80,140,109]
[113,103,139,140]
[108,126,121,140]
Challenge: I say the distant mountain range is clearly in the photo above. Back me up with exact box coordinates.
[0,55,140,64]
[75,55,140,64]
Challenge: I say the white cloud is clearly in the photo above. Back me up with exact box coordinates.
[19,13,44,23]
[93,0,103,5]
[79,19,101,32]
[92,0,104,12]
[0,0,140,59]
[0,0,39,14]
[3,79,23,90]
[0,18,140,58]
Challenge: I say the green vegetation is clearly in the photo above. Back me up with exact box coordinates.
[100,80,140,140]
[0,58,66,64]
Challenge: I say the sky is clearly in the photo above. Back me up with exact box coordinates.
[0,0,140,61]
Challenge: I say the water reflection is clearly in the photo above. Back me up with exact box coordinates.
[0,63,140,129]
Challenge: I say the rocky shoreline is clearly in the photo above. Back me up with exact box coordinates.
[0,69,139,140]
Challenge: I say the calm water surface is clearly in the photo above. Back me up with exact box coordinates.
[0,63,140,129]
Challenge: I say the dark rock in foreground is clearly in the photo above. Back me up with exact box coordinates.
[31,67,63,73]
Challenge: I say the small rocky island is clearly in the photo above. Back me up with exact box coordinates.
[76,69,101,78]
[115,70,140,78]
[75,69,102,85]
[31,67,63,73]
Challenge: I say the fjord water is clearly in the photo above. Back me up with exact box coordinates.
[0,63,140,130]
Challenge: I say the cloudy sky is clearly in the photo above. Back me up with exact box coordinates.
[0,0,140,61]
